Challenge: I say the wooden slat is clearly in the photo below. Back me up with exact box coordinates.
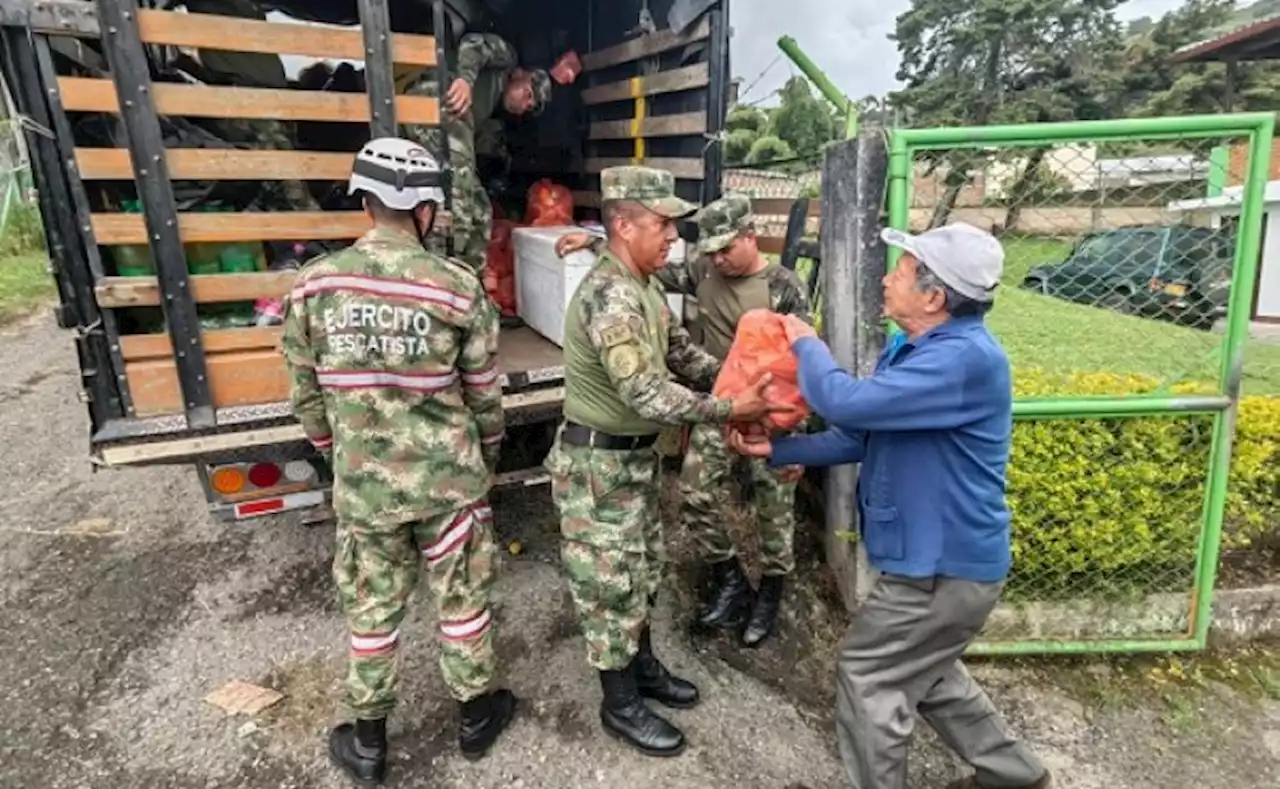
[125,350,289,417]
[758,236,786,256]
[585,157,705,180]
[119,326,283,362]
[92,211,371,245]
[76,148,355,181]
[133,8,436,65]
[751,198,823,217]
[588,111,707,141]
[58,77,439,124]
[97,271,296,307]
[581,18,712,72]
[582,63,710,105]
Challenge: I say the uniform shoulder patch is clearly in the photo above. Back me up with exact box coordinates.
[606,344,642,378]
[600,322,637,348]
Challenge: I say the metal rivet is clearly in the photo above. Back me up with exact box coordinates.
[107,25,117,34]
[111,345,119,352]
[177,351,186,358]
[139,168,148,176]
[191,338,198,345]
[124,99,134,108]
[152,154,161,162]
[197,375,206,382]
[165,219,174,227]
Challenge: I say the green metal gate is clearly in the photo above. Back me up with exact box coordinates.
[885,114,1276,654]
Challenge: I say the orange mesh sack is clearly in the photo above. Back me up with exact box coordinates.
[525,178,574,226]
[711,308,810,432]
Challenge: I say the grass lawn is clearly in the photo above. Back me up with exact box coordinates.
[993,235,1280,396]
[0,253,54,327]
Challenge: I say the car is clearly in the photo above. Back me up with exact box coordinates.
[1020,224,1234,329]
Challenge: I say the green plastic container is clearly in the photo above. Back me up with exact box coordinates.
[219,243,266,273]
[112,200,154,277]
[185,242,223,275]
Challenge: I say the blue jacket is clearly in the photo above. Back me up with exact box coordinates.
[771,316,1013,582]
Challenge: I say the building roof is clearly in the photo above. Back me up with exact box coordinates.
[1170,12,1280,63]
[1167,181,1280,215]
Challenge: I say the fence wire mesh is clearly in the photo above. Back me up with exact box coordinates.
[906,134,1280,399]
[980,413,1214,644]
[894,122,1278,649]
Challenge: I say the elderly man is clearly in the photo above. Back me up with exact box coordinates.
[729,222,1051,789]
[544,167,784,758]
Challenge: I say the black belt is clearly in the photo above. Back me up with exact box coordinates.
[562,421,658,450]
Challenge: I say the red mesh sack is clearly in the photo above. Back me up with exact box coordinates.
[711,308,809,432]
[525,178,574,226]
[483,218,518,316]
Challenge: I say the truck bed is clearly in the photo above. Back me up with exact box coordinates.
[89,324,565,467]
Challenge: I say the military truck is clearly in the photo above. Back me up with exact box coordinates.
[0,0,730,519]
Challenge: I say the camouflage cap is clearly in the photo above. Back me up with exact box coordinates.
[529,68,552,115]
[696,192,754,254]
[600,165,698,219]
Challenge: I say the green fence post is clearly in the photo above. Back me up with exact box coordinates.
[776,35,858,139]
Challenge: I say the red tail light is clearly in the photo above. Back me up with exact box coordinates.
[247,462,282,488]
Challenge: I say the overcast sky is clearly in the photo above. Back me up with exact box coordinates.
[729,0,1189,107]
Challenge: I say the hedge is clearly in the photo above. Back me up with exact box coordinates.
[1003,369,1280,601]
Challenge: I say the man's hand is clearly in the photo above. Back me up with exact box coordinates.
[728,373,792,422]
[781,314,818,347]
[726,424,772,458]
[555,231,594,258]
[445,78,473,115]
[777,465,804,484]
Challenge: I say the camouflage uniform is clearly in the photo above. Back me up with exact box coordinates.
[280,225,506,717]
[666,194,813,578]
[402,33,552,275]
[184,0,323,213]
[544,166,733,672]
[577,195,813,577]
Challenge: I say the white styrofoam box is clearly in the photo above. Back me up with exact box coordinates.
[513,225,685,347]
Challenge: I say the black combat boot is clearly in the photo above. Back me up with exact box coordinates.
[697,558,753,629]
[741,574,785,648]
[599,665,686,757]
[328,718,387,786]
[634,626,700,708]
[459,688,518,760]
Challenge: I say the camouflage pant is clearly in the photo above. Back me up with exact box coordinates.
[334,499,500,718]
[544,434,665,671]
[678,422,797,576]
[402,78,491,276]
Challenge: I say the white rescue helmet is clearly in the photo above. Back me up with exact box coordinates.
[347,137,446,210]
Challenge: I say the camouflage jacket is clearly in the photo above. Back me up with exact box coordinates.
[562,250,731,435]
[281,226,503,527]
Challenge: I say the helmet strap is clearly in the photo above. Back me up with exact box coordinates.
[413,203,438,248]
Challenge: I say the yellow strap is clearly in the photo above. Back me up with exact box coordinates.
[633,95,646,160]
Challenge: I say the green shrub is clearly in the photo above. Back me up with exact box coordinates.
[1003,369,1280,601]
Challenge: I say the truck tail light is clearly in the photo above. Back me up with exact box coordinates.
[247,462,282,488]
[211,465,246,494]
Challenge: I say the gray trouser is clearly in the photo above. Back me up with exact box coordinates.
[835,574,1047,789]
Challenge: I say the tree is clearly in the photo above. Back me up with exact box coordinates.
[768,77,835,162]
[1117,0,1280,117]
[724,128,757,166]
[889,0,1125,227]
[726,105,768,135]
[745,135,794,166]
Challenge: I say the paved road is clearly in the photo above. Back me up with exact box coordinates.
[1,313,1277,789]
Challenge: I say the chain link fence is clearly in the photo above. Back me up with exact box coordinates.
[890,118,1279,651]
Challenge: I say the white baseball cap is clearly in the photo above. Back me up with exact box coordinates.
[881,222,1004,303]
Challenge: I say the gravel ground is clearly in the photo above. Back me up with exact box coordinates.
[1,312,1277,789]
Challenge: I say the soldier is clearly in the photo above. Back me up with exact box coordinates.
[557,194,813,648]
[402,31,553,275]
[281,137,516,785]
[543,166,787,758]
